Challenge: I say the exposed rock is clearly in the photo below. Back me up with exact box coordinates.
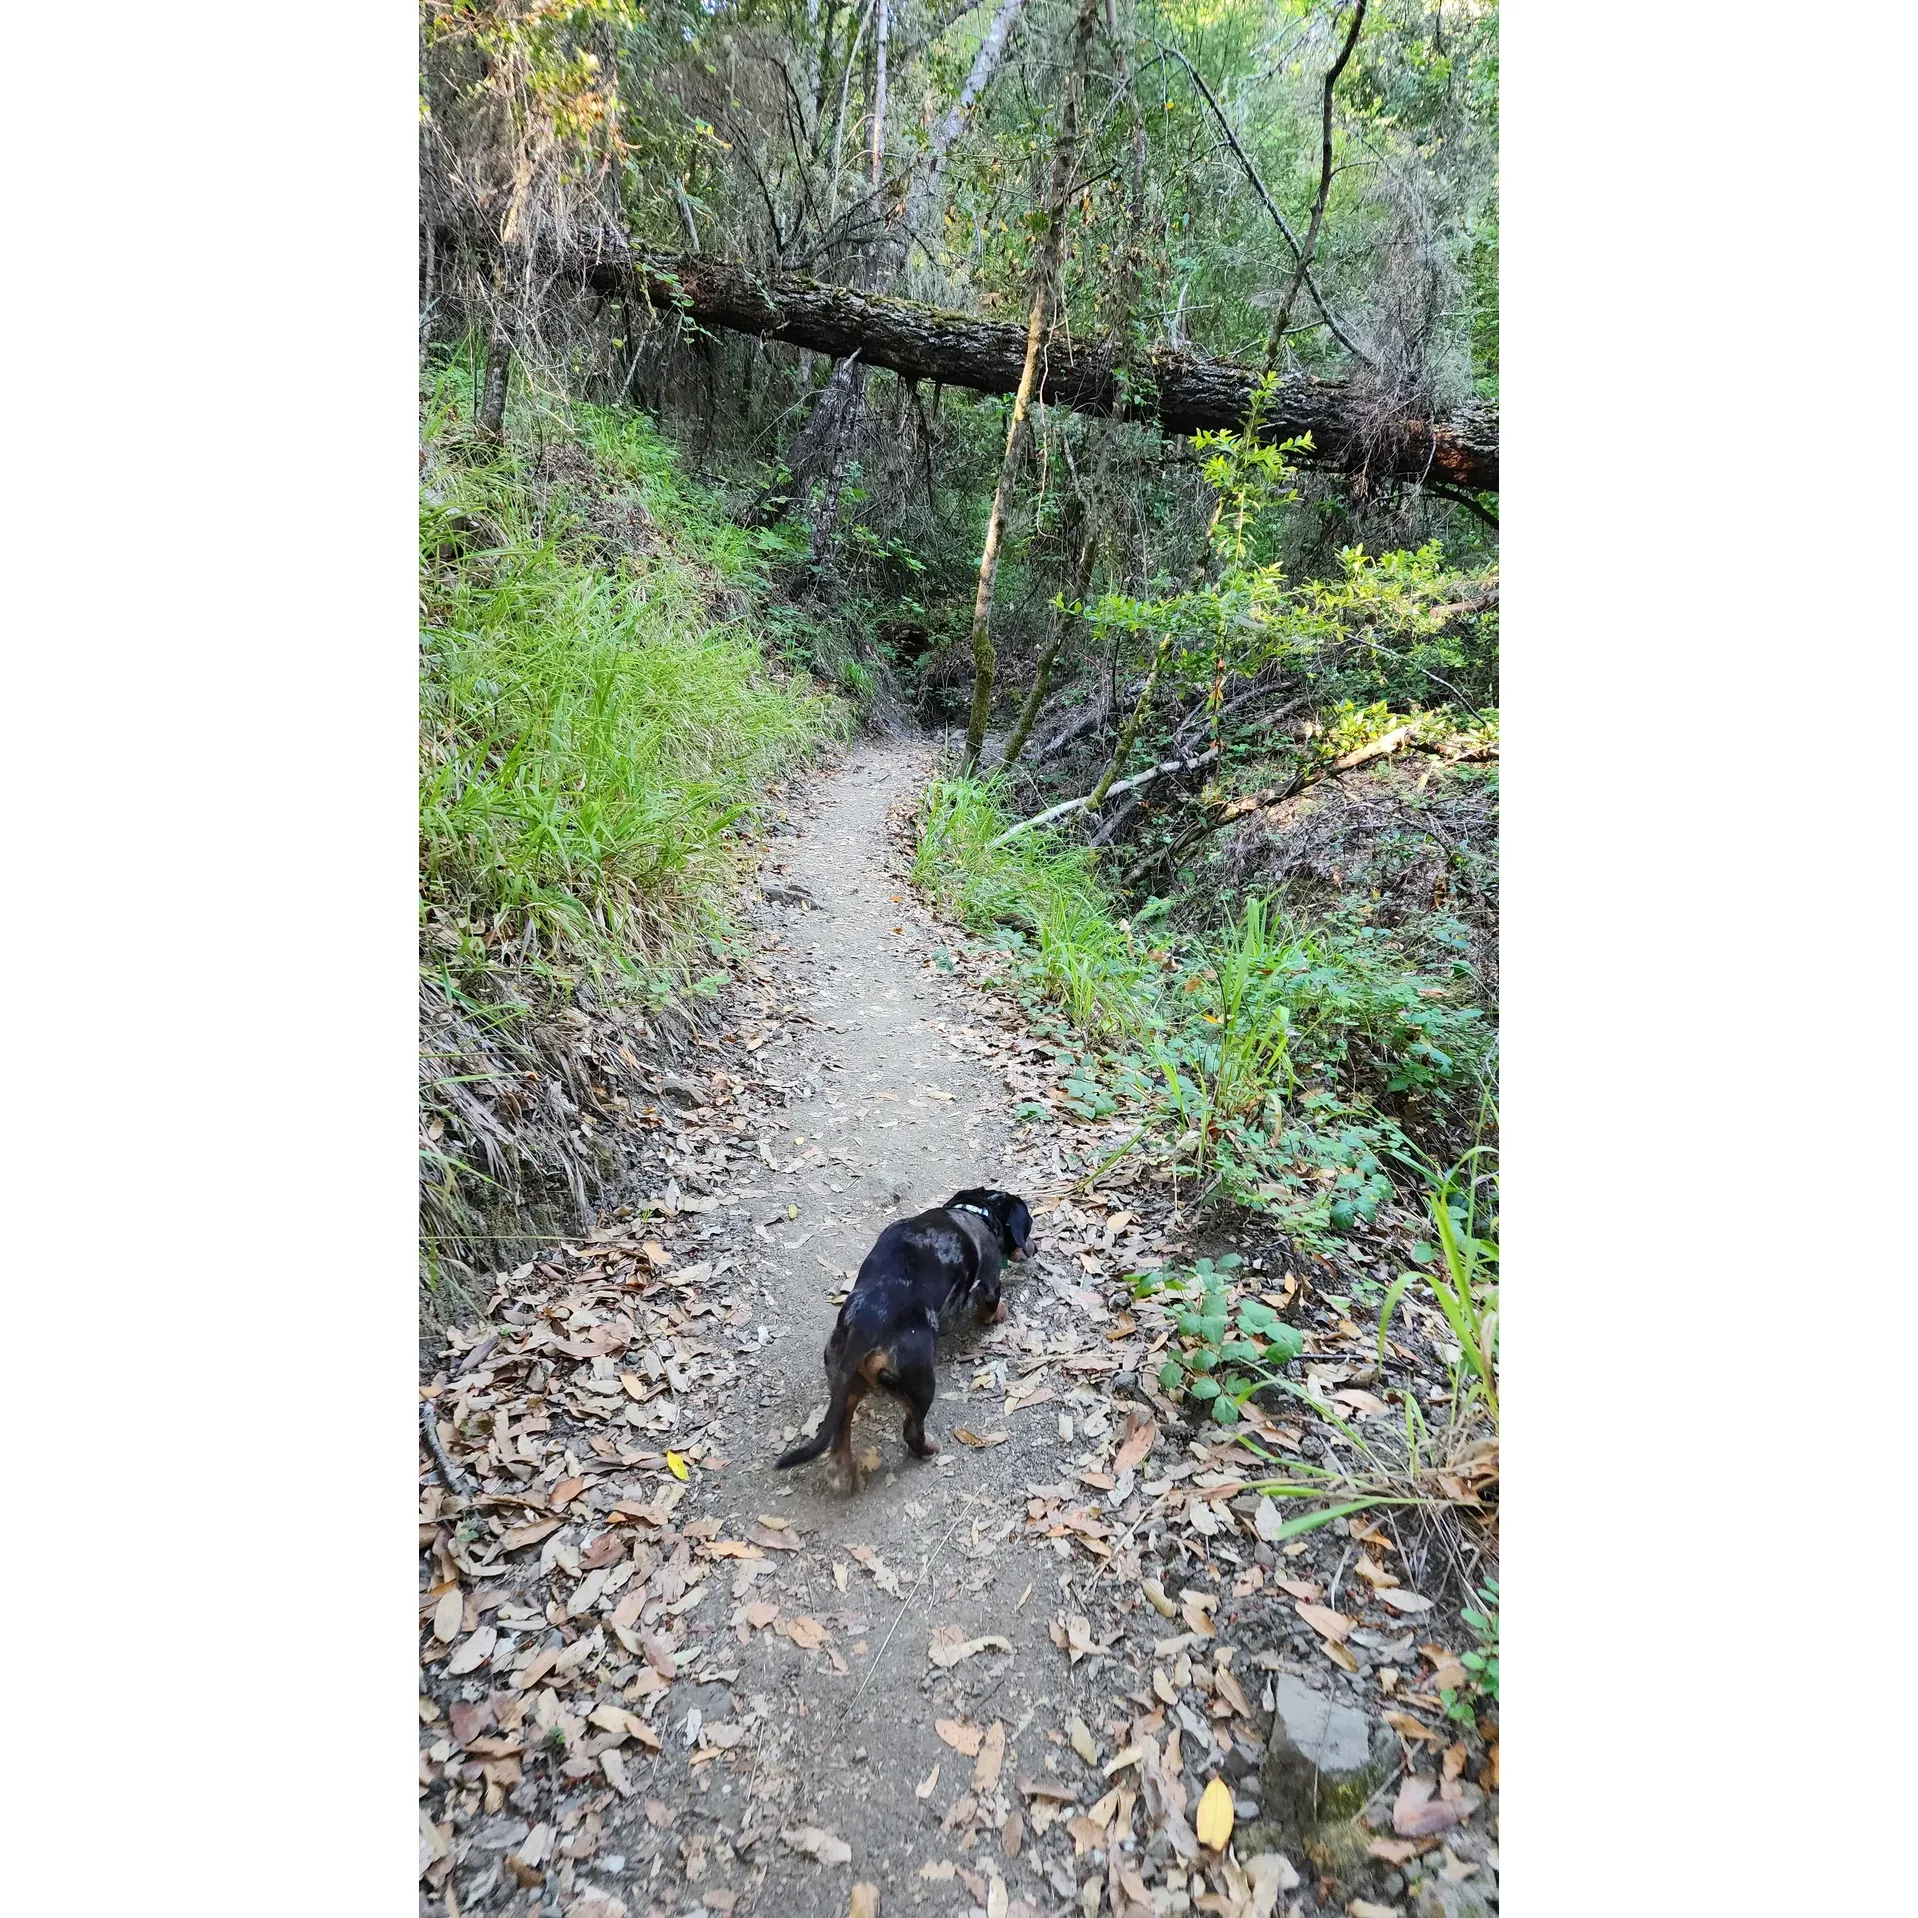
[1262,1675,1395,1838]
[1412,1875,1495,1918]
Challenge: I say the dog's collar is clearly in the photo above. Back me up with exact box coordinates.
[951,1202,993,1221]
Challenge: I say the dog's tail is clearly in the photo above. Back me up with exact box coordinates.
[774,1372,853,1469]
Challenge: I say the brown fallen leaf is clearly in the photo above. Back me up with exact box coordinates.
[1001,1807,1023,1858]
[941,1793,979,1832]
[447,1699,496,1746]
[955,1428,1011,1448]
[936,1720,985,1758]
[550,1477,587,1510]
[919,1862,956,1882]
[1060,1615,1096,1663]
[785,1616,829,1649]
[1367,1837,1421,1865]
[849,1884,880,1918]
[431,1587,464,1643]
[1375,1588,1435,1615]
[744,1601,780,1630]
[502,1520,561,1553]
[1018,1777,1080,1803]
[601,1749,634,1798]
[1347,1903,1402,1918]
[1182,1589,1219,1636]
[1065,1715,1098,1765]
[1273,1577,1322,1602]
[1320,1639,1359,1673]
[782,1826,853,1866]
[1245,1853,1300,1916]
[444,1626,496,1676]
[916,1762,940,1802]
[1392,1773,1464,1839]
[1331,1388,1390,1416]
[973,1722,1007,1793]
[1383,1711,1442,1745]
[1295,1602,1354,1642]
[1112,1412,1159,1477]
[928,1627,1013,1668]
[1213,1663,1251,1717]
[702,1896,737,1915]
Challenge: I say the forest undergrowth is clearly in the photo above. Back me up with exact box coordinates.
[418,358,854,1304]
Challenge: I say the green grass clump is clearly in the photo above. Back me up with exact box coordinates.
[911,778,1150,1038]
[420,415,847,978]
[913,775,1494,1252]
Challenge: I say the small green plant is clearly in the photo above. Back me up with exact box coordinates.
[1153,1255,1306,1425]
[1379,1152,1499,1429]
[1442,1577,1499,1724]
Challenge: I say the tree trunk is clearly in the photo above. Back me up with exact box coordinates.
[748,352,867,526]
[962,282,1046,771]
[1086,633,1172,809]
[1001,490,1094,769]
[477,325,511,438]
[484,237,1497,489]
[871,0,889,191]
[960,0,1099,773]
[900,0,1028,261]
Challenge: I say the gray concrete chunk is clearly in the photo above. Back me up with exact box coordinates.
[1261,1675,1393,1837]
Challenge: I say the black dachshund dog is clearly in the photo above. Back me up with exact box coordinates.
[774,1188,1033,1491]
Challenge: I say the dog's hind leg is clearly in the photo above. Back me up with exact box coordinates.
[889,1337,940,1459]
[828,1373,872,1493]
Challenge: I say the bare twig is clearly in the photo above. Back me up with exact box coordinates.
[1119,723,1416,888]
[846,1491,978,1713]
[1264,0,1370,359]
[1150,37,1372,366]
[420,1398,474,1501]
[986,746,1220,848]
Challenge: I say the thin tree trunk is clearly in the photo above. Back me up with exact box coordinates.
[477,325,511,438]
[898,0,1029,264]
[961,0,1098,773]
[751,350,868,527]
[962,280,1047,771]
[1001,491,1093,769]
[1086,632,1172,808]
[997,14,1154,774]
[871,0,889,191]
[1264,0,1368,359]
[827,0,877,224]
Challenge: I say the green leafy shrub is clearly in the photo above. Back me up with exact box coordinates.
[1153,1255,1307,1424]
[1443,1577,1500,1724]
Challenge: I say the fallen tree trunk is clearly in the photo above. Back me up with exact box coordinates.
[447,227,1499,491]
[986,746,1221,849]
[1121,725,1420,888]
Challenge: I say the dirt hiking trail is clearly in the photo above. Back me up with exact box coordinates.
[419,741,1500,1918]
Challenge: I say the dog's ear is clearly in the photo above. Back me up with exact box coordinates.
[1008,1198,1033,1252]
[991,1192,1031,1260]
